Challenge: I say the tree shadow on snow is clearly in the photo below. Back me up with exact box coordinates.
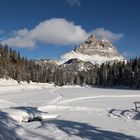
[12,106,43,116]
[0,111,22,140]
[37,119,139,140]
[89,85,140,91]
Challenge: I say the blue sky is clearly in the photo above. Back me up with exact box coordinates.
[0,0,140,59]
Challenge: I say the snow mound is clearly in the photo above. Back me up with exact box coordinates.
[1,106,59,122]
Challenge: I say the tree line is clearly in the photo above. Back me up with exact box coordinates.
[0,44,140,89]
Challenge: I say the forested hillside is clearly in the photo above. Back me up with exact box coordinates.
[0,44,140,88]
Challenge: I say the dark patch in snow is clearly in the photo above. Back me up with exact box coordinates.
[133,112,140,120]
[108,109,140,121]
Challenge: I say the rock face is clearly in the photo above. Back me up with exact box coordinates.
[57,35,124,65]
[60,58,95,72]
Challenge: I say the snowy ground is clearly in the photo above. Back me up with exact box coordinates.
[0,79,140,140]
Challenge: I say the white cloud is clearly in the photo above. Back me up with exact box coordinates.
[30,18,88,45]
[1,18,88,48]
[2,37,35,48]
[15,28,29,37]
[91,28,123,42]
[66,0,81,7]
[1,18,123,49]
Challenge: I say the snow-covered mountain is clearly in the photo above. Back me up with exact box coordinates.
[35,35,124,71]
[57,35,124,65]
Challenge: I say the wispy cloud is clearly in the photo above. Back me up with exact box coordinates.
[0,30,4,34]
[0,30,6,41]
[1,18,123,49]
[0,37,7,41]
[91,28,123,42]
[66,0,81,7]
[122,51,139,58]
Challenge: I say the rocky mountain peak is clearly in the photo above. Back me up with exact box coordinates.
[86,35,99,43]
[56,35,125,65]
[77,35,112,50]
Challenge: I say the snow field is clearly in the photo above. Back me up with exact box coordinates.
[0,79,140,140]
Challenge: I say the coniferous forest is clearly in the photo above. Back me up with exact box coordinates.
[0,44,140,89]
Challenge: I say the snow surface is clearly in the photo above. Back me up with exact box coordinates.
[0,79,140,140]
[57,50,124,65]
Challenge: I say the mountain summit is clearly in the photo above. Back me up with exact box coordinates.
[57,35,124,65]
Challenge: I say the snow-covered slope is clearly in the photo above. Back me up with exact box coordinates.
[57,50,123,65]
[57,35,124,65]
